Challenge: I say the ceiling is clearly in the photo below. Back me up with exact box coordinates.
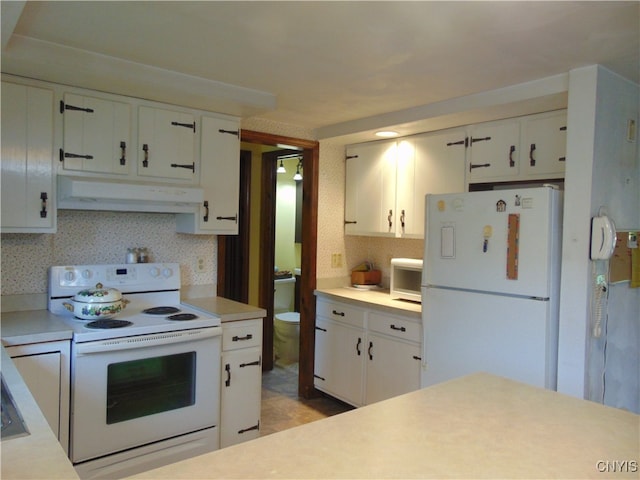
[2,1,638,142]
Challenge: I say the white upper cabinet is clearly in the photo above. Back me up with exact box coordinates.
[468,118,521,181]
[344,140,397,237]
[520,110,567,178]
[176,115,241,234]
[468,110,567,184]
[1,81,56,233]
[345,128,466,238]
[397,128,467,238]
[60,93,130,175]
[138,106,196,181]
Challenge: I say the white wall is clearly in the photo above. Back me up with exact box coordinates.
[558,65,639,412]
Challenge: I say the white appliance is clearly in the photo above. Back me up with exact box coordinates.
[48,263,221,479]
[390,258,423,303]
[421,186,562,390]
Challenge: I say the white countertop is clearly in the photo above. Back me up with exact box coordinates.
[1,310,73,346]
[128,372,639,479]
[315,287,421,318]
[0,347,80,480]
[181,296,266,322]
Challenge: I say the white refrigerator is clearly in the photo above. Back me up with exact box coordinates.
[421,186,563,390]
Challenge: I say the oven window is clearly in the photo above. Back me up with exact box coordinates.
[106,352,196,424]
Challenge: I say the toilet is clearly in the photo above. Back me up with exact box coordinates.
[274,275,300,365]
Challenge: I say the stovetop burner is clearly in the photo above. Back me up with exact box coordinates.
[86,319,134,329]
[167,313,199,321]
[143,306,181,315]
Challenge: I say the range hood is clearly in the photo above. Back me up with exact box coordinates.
[57,176,204,213]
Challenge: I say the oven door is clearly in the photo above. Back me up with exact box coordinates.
[70,328,221,463]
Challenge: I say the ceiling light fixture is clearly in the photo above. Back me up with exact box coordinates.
[375,130,399,138]
[277,160,286,173]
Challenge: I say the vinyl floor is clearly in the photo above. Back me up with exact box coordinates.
[260,362,354,436]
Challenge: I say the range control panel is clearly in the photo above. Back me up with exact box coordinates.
[49,263,180,294]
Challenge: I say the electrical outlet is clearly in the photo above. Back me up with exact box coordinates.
[331,253,343,268]
[195,256,206,273]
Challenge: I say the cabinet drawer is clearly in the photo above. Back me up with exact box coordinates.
[368,312,421,342]
[222,319,262,351]
[316,299,365,329]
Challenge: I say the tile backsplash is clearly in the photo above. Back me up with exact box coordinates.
[1,210,216,295]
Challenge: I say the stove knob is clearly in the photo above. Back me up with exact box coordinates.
[64,271,75,282]
[162,267,173,278]
[81,269,92,280]
[149,267,160,278]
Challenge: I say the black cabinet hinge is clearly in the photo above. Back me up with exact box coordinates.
[60,101,94,114]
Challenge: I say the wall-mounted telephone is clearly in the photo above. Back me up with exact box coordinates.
[590,215,616,260]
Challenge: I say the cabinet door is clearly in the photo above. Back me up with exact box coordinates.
[1,82,55,232]
[176,116,240,234]
[397,129,467,238]
[61,93,130,175]
[344,141,397,236]
[521,111,567,178]
[364,333,421,405]
[220,347,262,447]
[468,120,520,181]
[11,352,61,438]
[314,318,364,407]
[138,106,196,181]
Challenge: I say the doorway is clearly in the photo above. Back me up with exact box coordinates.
[218,130,319,399]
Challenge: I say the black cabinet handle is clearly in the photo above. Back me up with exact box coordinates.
[344,220,357,225]
[232,334,253,342]
[142,144,149,168]
[203,200,209,222]
[390,324,406,332]
[446,138,468,147]
[40,192,48,218]
[471,136,491,144]
[120,141,126,166]
[529,143,536,167]
[400,209,405,229]
[413,355,422,361]
[314,374,326,381]
[356,337,362,356]
[388,209,393,229]
[368,341,373,360]
[238,422,260,434]
[509,145,516,167]
[315,326,327,332]
[224,363,231,387]
[345,154,359,160]
[332,310,345,317]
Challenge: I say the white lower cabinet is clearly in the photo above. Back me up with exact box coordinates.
[314,297,421,407]
[365,312,422,404]
[314,318,365,407]
[220,319,263,448]
[6,341,71,454]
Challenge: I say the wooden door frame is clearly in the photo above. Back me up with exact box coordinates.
[241,130,319,399]
[217,149,252,303]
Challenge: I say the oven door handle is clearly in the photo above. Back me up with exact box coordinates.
[74,328,221,355]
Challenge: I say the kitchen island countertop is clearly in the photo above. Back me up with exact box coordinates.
[128,372,639,479]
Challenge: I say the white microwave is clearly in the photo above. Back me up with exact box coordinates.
[390,258,423,303]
